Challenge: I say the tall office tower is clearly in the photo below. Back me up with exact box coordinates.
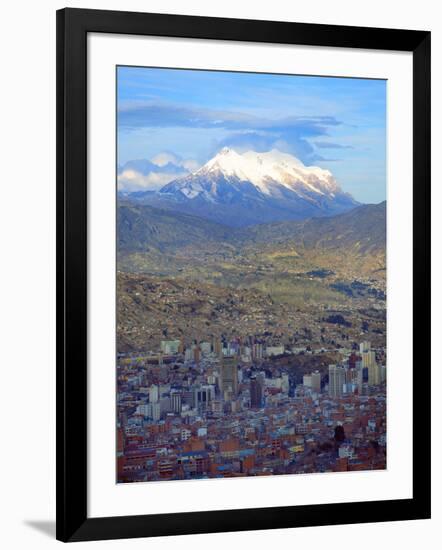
[213,337,222,358]
[149,384,159,404]
[328,364,345,398]
[360,341,371,354]
[160,396,172,415]
[178,339,184,354]
[192,345,201,364]
[170,392,182,413]
[368,361,381,386]
[194,385,215,408]
[220,357,238,397]
[357,367,364,394]
[311,371,321,393]
[362,350,376,370]
[250,376,263,408]
[207,374,216,385]
[251,343,263,360]
[150,401,161,421]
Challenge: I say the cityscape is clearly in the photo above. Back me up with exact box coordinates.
[116,67,387,483]
[117,336,386,482]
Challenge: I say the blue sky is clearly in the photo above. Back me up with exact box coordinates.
[117,66,386,203]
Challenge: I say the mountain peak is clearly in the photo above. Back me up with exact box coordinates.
[194,148,339,197]
[147,148,359,226]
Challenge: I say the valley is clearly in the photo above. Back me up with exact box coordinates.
[117,201,386,353]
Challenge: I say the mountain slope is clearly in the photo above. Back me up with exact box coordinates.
[128,148,359,226]
[118,202,233,253]
[242,201,386,255]
[118,201,386,256]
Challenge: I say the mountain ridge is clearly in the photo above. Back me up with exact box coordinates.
[118,200,386,256]
[123,148,359,226]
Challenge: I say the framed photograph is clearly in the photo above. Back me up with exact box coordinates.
[56,8,431,542]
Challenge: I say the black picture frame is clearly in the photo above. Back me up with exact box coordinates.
[56,7,431,542]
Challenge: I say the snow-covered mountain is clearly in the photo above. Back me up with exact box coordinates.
[162,147,340,200]
[126,148,359,227]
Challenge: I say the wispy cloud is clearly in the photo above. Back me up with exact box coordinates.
[118,102,342,164]
[118,101,340,133]
[314,141,354,150]
[118,170,181,192]
[212,131,326,163]
[117,152,200,192]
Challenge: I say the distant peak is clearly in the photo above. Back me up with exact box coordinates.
[171,146,354,207]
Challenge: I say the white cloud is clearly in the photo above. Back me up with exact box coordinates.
[181,159,201,171]
[150,151,181,167]
[150,151,201,172]
[117,169,184,192]
[117,152,201,193]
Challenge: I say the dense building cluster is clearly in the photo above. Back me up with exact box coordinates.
[117,339,386,482]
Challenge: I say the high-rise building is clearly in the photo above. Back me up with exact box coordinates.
[328,364,345,398]
[361,347,378,387]
[302,371,321,393]
[251,343,263,360]
[220,358,238,397]
[241,346,251,360]
[160,396,172,414]
[353,365,363,394]
[150,401,161,421]
[193,345,201,364]
[194,385,215,408]
[311,371,321,393]
[362,350,376,369]
[368,361,381,386]
[136,403,151,417]
[360,341,371,354]
[250,376,262,408]
[170,392,182,413]
[160,340,181,354]
[213,338,222,358]
[200,341,212,355]
[149,384,159,404]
